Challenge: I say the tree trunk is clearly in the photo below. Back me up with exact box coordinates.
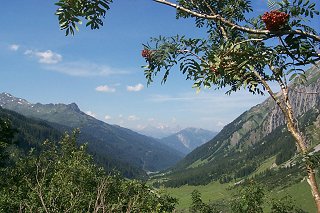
[281,87,320,212]
[252,68,320,212]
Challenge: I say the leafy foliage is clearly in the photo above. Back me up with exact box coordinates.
[0,129,178,212]
[0,117,17,168]
[141,0,319,94]
[55,0,112,35]
[231,181,265,213]
[270,195,308,213]
[189,190,220,213]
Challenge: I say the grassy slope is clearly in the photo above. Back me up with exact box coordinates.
[163,180,317,212]
[269,180,316,212]
[163,181,232,210]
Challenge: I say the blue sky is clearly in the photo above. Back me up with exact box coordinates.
[0,0,299,133]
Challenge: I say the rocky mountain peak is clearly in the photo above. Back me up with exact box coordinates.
[0,92,30,107]
[67,103,81,112]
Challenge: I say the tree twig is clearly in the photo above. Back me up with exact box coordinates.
[154,0,320,42]
[177,49,209,65]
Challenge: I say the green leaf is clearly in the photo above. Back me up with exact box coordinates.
[289,73,298,81]
[303,0,310,6]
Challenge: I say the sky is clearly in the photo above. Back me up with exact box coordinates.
[1,0,312,134]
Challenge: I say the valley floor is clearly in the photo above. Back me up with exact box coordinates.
[162,180,317,212]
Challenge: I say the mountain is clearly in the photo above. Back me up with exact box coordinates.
[159,128,217,155]
[0,106,149,178]
[158,65,320,187]
[136,125,182,139]
[0,106,62,150]
[0,93,184,175]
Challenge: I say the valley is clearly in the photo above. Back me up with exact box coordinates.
[1,64,319,212]
[1,0,320,212]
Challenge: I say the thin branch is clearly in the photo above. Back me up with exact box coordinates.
[35,164,49,213]
[154,0,320,42]
[277,36,305,65]
[177,49,209,65]
[250,68,286,113]
[233,38,266,46]
[203,1,228,41]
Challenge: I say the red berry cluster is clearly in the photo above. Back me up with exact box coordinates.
[261,10,289,31]
[141,49,152,59]
[209,66,217,73]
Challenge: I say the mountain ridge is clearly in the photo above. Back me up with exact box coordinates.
[159,127,216,155]
[0,93,184,174]
[158,64,320,187]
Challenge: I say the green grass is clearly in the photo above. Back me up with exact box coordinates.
[163,181,232,210]
[249,156,276,178]
[187,158,208,169]
[160,178,317,212]
[267,180,317,213]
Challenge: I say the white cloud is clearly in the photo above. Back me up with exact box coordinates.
[104,115,112,120]
[128,115,139,121]
[86,111,96,118]
[216,121,225,128]
[95,85,116,93]
[45,61,128,77]
[148,90,268,107]
[25,49,62,64]
[9,44,19,51]
[127,83,144,92]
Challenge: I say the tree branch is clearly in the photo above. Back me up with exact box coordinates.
[250,68,286,113]
[35,164,49,213]
[177,49,209,65]
[154,0,320,42]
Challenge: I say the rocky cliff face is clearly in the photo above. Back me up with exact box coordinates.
[228,68,320,148]
[169,65,320,182]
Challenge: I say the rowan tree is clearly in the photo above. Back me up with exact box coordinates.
[55,0,320,211]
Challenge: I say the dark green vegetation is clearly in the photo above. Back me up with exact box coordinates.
[0,106,147,179]
[0,93,183,178]
[0,119,177,212]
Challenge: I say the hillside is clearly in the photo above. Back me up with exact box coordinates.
[158,65,320,187]
[159,127,216,155]
[0,94,184,175]
[0,106,149,178]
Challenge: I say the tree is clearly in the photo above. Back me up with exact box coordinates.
[0,117,17,168]
[54,0,320,211]
[270,195,308,213]
[0,130,177,212]
[231,181,265,213]
[190,189,215,213]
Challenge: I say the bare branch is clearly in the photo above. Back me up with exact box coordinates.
[153,0,320,42]
[35,164,49,213]
[233,38,266,46]
[250,68,286,113]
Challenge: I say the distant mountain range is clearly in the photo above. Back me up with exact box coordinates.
[159,128,216,155]
[0,93,184,178]
[160,64,320,187]
[136,125,182,139]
